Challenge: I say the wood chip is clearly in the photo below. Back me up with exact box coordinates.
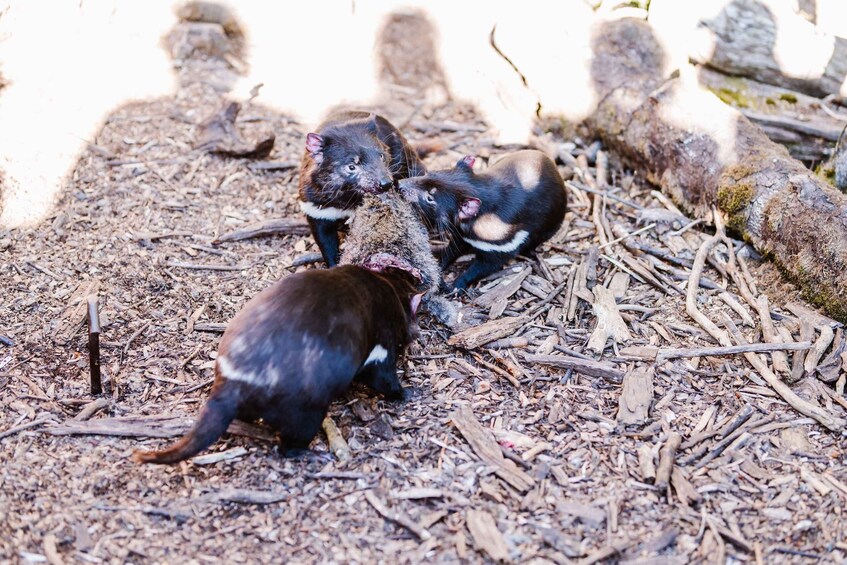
[450,405,535,492]
[617,367,653,426]
[466,509,510,563]
[587,285,632,353]
[365,489,431,541]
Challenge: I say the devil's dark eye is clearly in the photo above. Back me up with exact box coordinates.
[347,164,357,172]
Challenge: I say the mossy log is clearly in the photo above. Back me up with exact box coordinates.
[586,19,847,322]
[649,0,847,99]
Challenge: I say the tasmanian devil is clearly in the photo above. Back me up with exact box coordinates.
[399,149,567,291]
[298,110,426,267]
[131,193,437,465]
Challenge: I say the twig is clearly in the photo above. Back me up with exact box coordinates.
[598,223,656,251]
[755,295,790,374]
[655,432,681,490]
[87,295,102,395]
[322,416,351,463]
[213,218,311,244]
[166,261,249,271]
[655,341,811,365]
[686,211,845,431]
[471,353,520,387]
[73,398,110,421]
[524,353,624,383]
[364,489,431,541]
[0,416,58,440]
[718,292,755,326]
[565,180,643,210]
[720,311,845,431]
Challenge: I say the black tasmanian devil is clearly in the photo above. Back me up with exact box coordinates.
[399,149,567,290]
[298,110,426,267]
[131,193,438,464]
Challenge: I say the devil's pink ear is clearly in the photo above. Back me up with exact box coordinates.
[305,133,324,156]
[410,293,424,315]
[459,197,481,220]
[457,155,476,170]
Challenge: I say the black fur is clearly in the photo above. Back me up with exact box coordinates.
[131,266,418,464]
[399,150,566,290]
[298,111,426,266]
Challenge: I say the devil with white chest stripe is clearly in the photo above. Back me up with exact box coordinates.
[130,193,439,464]
[298,111,426,266]
[399,150,567,290]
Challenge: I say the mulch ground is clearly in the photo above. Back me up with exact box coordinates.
[1,12,846,565]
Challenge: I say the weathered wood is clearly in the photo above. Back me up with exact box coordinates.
[616,368,653,426]
[213,218,311,243]
[587,285,632,353]
[650,0,847,99]
[450,405,535,492]
[586,18,847,322]
[524,353,624,383]
[466,510,510,563]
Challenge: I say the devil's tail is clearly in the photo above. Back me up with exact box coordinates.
[131,388,238,465]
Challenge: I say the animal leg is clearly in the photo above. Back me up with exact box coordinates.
[356,354,404,400]
[278,407,326,458]
[452,253,510,290]
[437,236,471,270]
[307,217,343,267]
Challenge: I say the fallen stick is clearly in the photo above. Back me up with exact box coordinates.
[87,295,102,395]
[322,416,351,463]
[655,341,812,365]
[364,489,431,541]
[213,218,311,244]
[805,324,835,374]
[718,292,754,327]
[0,416,58,440]
[73,398,110,421]
[166,261,248,271]
[685,214,845,431]
[720,311,846,432]
[755,295,790,375]
[654,432,681,491]
[471,353,520,388]
[524,353,624,384]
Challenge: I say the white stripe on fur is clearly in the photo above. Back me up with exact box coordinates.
[300,200,355,221]
[363,345,388,366]
[463,230,529,253]
[217,355,259,384]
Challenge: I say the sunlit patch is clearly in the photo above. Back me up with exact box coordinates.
[515,157,541,190]
[472,213,514,241]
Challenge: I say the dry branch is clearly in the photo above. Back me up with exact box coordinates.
[655,341,812,365]
[213,218,311,243]
[524,354,624,383]
[586,18,847,322]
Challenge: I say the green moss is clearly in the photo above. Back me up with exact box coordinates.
[814,162,836,186]
[710,87,751,108]
[779,93,798,104]
[765,97,776,105]
[717,183,754,214]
